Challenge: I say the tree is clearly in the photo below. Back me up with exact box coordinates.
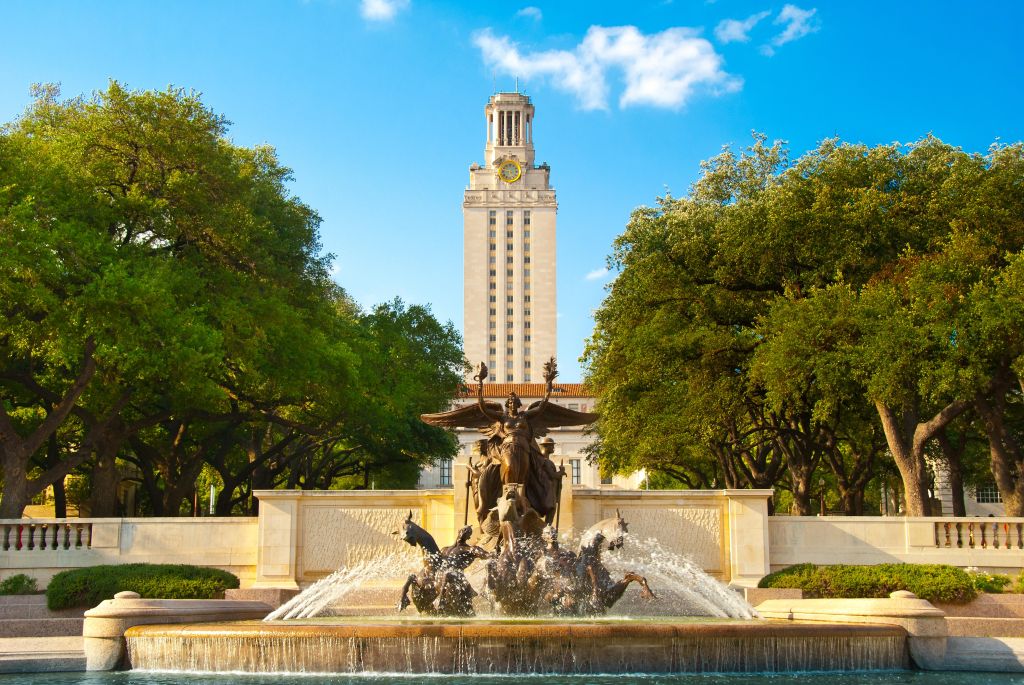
[586,135,1024,516]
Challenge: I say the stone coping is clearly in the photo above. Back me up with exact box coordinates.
[126,618,906,641]
[85,599,271,620]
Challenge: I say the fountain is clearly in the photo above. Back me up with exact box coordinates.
[115,358,912,675]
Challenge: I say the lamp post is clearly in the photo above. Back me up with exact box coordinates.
[819,478,826,516]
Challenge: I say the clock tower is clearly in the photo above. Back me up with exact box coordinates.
[463,92,557,383]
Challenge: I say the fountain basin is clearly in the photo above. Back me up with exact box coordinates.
[124,618,908,674]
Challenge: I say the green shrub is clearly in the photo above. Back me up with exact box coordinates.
[758,563,978,604]
[968,570,1011,594]
[46,564,239,610]
[0,574,38,595]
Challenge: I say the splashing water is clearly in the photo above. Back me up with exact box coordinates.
[265,531,755,621]
[264,552,419,621]
[602,535,758,619]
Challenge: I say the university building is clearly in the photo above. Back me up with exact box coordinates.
[417,92,642,492]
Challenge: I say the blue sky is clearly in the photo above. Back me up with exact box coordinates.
[2,1,1022,380]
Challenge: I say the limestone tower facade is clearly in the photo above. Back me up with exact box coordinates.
[463,93,557,383]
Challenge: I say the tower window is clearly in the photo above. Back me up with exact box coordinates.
[507,243,513,251]
[525,321,531,329]
[524,211,531,225]
[489,229,496,238]
[489,334,496,341]
[525,257,530,263]
[524,269,530,276]
[507,334,514,341]
[525,360,531,368]
[439,459,452,487]
[524,295,530,302]
[506,295,513,302]
[489,295,496,303]
[489,243,495,251]
[506,230,513,238]
[507,321,514,329]
[507,347,513,355]
[524,230,530,238]
[490,269,496,276]
[524,375,531,382]
[489,322,496,329]
[507,269,514,277]
[489,282,496,290]
[524,335,531,342]
[524,309,531,316]
[490,308,496,315]
[507,256,513,263]
[506,360,513,369]
[489,256,495,264]
[489,347,496,355]
[507,308,514,316]
[507,374,514,382]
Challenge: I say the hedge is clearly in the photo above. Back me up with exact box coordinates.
[46,563,239,610]
[757,563,987,604]
[0,574,38,595]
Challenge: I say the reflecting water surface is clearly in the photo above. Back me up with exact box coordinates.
[3,672,1024,685]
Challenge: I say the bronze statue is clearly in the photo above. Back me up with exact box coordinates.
[404,357,654,617]
[421,357,593,544]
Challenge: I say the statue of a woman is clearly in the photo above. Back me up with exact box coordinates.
[421,357,596,534]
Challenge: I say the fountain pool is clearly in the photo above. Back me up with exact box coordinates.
[2,670,1023,684]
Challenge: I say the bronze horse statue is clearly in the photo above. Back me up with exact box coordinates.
[395,513,488,616]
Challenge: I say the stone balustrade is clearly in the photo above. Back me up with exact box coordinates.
[935,518,1024,550]
[7,503,1024,592]
[1,520,93,552]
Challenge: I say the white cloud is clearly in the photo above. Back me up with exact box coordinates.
[360,0,409,21]
[516,6,542,21]
[714,10,770,44]
[473,25,741,111]
[761,4,818,55]
[585,267,610,281]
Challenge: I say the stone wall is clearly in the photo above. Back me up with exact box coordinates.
[769,516,1024,574]
[0,517,257,586]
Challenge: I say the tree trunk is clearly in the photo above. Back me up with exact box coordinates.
[976,390,1024,516]
[874,399,968,516]
[0,456,31,519]
[0,342,97,519]
[89,449,122,517]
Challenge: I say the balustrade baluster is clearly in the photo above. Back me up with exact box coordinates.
[954,522,963,547]
[943,522,951,547]
[981,522,988,548]
[992,522,1001,549]
[1,525,9,551]
[968,522,976,548]
[83,523,92,548]
[73,524,83,548]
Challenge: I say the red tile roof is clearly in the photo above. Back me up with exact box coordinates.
[456,382,592,399]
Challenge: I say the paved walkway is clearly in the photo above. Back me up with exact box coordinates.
[0,636,85,673]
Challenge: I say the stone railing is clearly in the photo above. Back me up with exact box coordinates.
[0,517,257,586]
[934,518,1024,550]
[2,520,93,552]
[769,516,1024,574]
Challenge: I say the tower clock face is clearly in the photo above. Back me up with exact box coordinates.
[498,160,522,184]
